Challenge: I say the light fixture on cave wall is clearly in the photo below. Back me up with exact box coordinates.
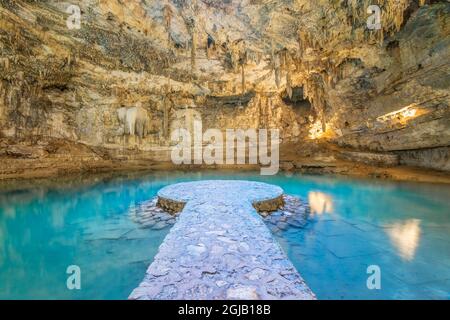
[376,104,425,125]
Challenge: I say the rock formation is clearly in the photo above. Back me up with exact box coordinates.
[0,0,449,179]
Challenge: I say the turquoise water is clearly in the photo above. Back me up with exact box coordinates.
[0,171,449,299]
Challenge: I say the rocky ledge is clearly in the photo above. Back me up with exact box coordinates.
[129,180,315,300]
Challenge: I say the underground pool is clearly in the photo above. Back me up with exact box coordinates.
[0,171,449,299]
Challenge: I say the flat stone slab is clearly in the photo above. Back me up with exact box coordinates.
[129,180,315,300]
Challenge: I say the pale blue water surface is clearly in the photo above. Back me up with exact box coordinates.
[0,171,449,299]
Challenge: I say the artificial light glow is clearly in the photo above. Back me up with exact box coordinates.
[308,120,324,139]
[402,108,417,118]
[376,104,422,123]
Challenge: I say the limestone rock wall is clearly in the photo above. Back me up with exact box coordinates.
[0,0,307,150]
[0,0,448,171]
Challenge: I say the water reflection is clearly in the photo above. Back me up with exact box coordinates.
[0,171,449,299]
[0,173,173,299]
[308,191,334,215]
[385,219,421,261]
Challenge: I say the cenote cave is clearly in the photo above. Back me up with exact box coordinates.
[0,0,449,301]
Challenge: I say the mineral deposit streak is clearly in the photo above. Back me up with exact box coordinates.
[129,180,315,300]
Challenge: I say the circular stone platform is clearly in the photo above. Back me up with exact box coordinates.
[157,180,284,214]
[130,180,315,300]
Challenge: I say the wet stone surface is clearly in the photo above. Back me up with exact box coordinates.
[128,197,178,230]
[129,180,315,300]
[262,195,310,234]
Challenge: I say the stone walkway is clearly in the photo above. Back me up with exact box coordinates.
[129,180,315,300]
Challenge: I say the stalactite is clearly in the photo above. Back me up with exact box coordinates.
[260,95,267,128]
[246,49,260,65]
[7,89,12,108]
[191,30,196,73]
[303,80,308,100]
[279,50,285,74]
[286,70,292,99]
[275,65,281,89]
[267,97,272,128]
[391,0,409,32]
[228,42,241,73]
[187,18,197,74]
[241,64,245,94]
[257,95,262,128]
[272,47,281,89]
[302,73,328,132]
[270,40,275,66]
[163,101,169,138]
[297,32,303,54]
[319,100,327,132]
[163,77,171,139]
[163,5,172,30]
[206,38,211,60]
[0,81,4,112]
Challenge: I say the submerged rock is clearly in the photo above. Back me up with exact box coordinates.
[128,197,178,229]
[262,194,310,232]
